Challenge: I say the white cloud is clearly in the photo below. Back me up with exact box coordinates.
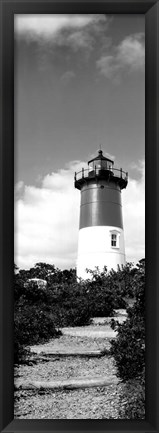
[118,33,145,70]
[122,160,145,264]
[61,70,75,84]
[14,160,145,270]
[14,161,85,270]
[14,14,106,49]
[14,180,24,195]
[66,30,94,52]
[14,15,93,38]
[14,14,110,68]
[96,33,145,81]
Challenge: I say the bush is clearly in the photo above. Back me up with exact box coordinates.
[14,281,62,364]
[47,282,91,327]
[14,275,91,364]
[84,267,127,317]
[110,260,145,381]
[118,371,145,419]
[14,340,31,365]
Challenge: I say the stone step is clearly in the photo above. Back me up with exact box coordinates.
[30,348,109,357]
[15,375,119,391]
[61,326,117,338]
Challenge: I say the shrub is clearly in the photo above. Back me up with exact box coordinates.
[14,340,30,365]
[118,371,145,419]
[14,281,62,364]
[110,260,145,381]
[14,275,91,364]
[84,267,127,317]
[47,282,91,327]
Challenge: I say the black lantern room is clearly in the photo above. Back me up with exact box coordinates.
[74,149,128,190]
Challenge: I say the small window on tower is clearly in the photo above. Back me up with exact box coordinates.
[111,233,117,247]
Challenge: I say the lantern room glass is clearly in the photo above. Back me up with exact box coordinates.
[88,159,113,172]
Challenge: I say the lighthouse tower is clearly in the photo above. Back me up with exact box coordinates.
[74,150,128,279]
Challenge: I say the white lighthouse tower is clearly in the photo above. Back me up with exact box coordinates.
[74,150,128,279]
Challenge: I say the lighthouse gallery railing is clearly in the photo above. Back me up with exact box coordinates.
[74,167,128,182]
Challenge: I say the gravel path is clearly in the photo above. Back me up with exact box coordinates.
[14,319,126,419]
[14,386,122,419]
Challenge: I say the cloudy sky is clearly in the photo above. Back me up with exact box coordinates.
[14,14,145,270]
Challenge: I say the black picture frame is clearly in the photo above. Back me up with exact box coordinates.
[0,0,159,432]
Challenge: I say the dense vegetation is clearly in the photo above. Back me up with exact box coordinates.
[14,261,145,371]
[110,259,145,380]
[110,259,145,418]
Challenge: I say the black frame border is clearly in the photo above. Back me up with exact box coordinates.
[0,1,159,432]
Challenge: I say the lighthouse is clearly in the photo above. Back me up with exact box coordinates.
[74,150,128,279]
